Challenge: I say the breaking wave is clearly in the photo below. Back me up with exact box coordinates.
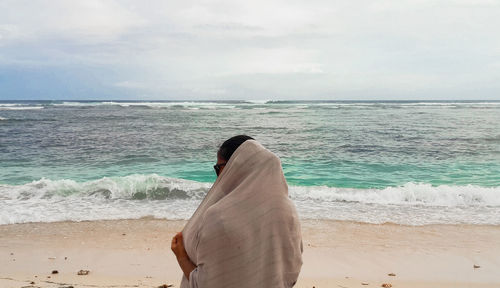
[1,175,499,225]
[289,182,500,207]
[0,174,210,201]
[1,175,499,206]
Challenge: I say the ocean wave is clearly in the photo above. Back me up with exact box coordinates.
[51,101,268,109]
[2,101,498,110]
[243,100,271,104]
[51,101,237,109]
[0,174,211,201]
[52,101,105,107]
[1,175,500,225]
[290,183,500,207]
[1,175,499,207]
[0,116,8,120]
[399,102,500,106]
[0,105,44,110]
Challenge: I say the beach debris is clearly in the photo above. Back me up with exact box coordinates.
[381,284,392,288]
[388,273,396,276]
[48,257,56,260]
[30,281,35,284]
[65,256,68,260]
[474,264,481,269]
[158,284,174,288]
[362,283,369,285]
[51,270,58,274]
[122,233,126,236]
[10,252,14,255]
[47,276,51,278]
[77,269,90,275]
[60,286,74,288]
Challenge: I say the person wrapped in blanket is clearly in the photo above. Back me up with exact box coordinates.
[171,135,303,288]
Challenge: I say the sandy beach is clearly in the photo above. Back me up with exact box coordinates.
[1,218,499,288]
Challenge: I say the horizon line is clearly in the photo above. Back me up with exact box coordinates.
[1,99,500,102]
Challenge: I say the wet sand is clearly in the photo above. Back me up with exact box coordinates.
[1,218,500,288]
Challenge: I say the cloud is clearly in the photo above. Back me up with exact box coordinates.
[219,47,324,75]
[0,25,22,44]
[1,0,499,100]
[113,81,147,89]
[0,0,146,43]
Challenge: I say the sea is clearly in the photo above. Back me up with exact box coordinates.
[1,100,499,226]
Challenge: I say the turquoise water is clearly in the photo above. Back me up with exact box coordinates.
[1,100,499,187]
[1,100,499,225]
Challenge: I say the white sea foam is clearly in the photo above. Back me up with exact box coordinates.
[51,101,237,109]
[0,116,7,120]
[52,101,104,106]
[4,176,498,207]
[400,102,500,106]
[1,175,500,225]
[0,174,210,201]
[0,107,44,110]
[3,101,497,110]
[289,182,500,207]
[0,104,44,110]
[303,102,500,109]
[244,99,271,104]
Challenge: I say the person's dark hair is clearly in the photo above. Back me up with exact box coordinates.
[218,135,254,161]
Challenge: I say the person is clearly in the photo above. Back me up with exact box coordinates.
[171,135,303,288]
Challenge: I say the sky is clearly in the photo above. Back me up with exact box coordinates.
[0,0,499,101]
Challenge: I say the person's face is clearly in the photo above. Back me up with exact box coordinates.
[214,154,227,177]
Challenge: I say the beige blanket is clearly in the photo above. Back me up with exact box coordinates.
[180,140,303,288]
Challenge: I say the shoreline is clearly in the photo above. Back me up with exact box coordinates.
[2,218,500,288]
[5,216,500,226]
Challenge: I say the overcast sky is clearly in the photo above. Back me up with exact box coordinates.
[1,0,499,100]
